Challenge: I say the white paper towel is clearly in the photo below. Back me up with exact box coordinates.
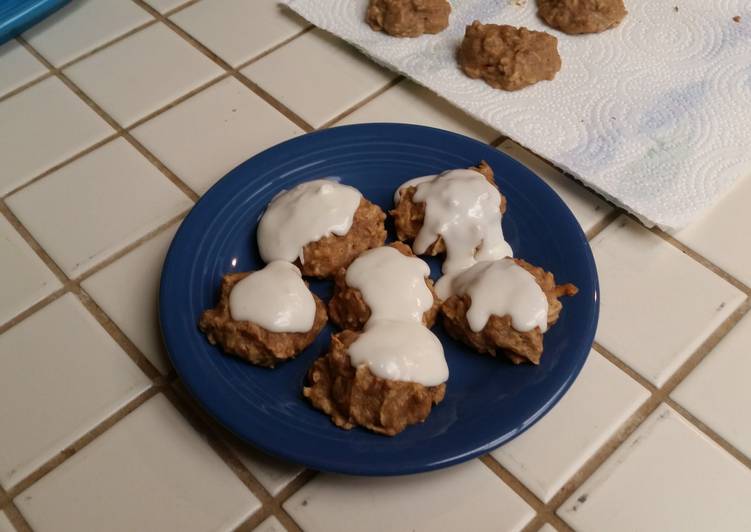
[283,0,751,230]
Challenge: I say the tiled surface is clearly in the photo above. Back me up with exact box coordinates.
[64,23,223,126]
[676,174,751,288]
[493,351,649,501]
[171,0,308,67]
[23,0,153,67]
[0,294,150,489]
[673,313,751,459]
[538,525,558,532]
[254,516,285,532]
[81,225,179,374]
[242,29,397,127]
[591,215,745,386]
[6,138,191,278]
[498,141,613,233]
[285,460,534,532]
[226,438,304,497]
[131,77,303,194]
[336,79,497,143]
[2,8,750,532]
[144,0,190,14]
[0,513,14,532]
[0,214,61,325]
[559,405,751,532]
[0,76,113,195]
[0,40,46,98]
[15,394,260,532]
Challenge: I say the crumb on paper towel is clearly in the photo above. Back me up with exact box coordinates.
[733,16,741,23]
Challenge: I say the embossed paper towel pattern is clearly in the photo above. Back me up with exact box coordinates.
[283,0,751,230]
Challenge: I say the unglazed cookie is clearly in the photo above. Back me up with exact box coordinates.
[538,0,627,34]
[366,0,451,37]
[458,21,561,91]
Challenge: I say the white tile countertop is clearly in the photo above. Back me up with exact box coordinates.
[0,2,750,532]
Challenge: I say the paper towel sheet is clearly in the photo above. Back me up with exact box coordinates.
[283,0,751,230]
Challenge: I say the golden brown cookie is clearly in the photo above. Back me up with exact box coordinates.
[298,198,387,279]
[328,242,441,330]
[304,330,446,436]
[390,161,506,256]
[458,21,561,91]
[199,272,328,367]
[366,0,451,37]
[441,258,578,364]
[538,0,627,34]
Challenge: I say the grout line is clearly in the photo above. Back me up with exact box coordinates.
[0,285,71,335]
[3,503,34,532]
[652,227,751,296]
[0,200,72,284]
[73,286,164,380]
[161,0,202,17]
[2,132,122,199]
[233,26,314,72]
[0,68,53,104]
[6,386,161,499]
[665,398,751,469]
[125,72,231,131]
[481,455,573,532]
[54,18,160,71]
[585,209,620,241]
[75,213,187,283]
[592,342,657,392]
[131,0,315,133]
[318,75,404,129]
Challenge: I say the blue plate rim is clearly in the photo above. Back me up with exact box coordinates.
[159,122,600,476]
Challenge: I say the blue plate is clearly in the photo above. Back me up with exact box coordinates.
[160,123,599,476]
[0,0,71,46]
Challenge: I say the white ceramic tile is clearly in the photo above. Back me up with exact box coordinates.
[23,0,152,67]
[0,512,15,532]
[538,525,558,532]
[285,460,534,532]
[336,79,498,143]
[559,405,751,532]
[242,29,396,127]
[82,225,178,374]
[591,216,745,386]
[15,394,259,532]
[0,294,150,489]
[0,40,46,97]
[498,140,613,233]
[676,174,751,288]
[64,23,223,126]
[144,0,189,14]
[254,516,285,532]
[0,215,60,325]
[7,138,191,278]
[131,77,303,194]
[227,438,304,497]
[172,0,307,67]
[493,351,648,501]
[0,76,113,195]
[672,313,751,459]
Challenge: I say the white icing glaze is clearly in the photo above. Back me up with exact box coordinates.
[257,179,362,264]
[229,261,316,332]
[348,320,448,386]
[396,169,512,275]
[345,246,434,324]
[451,258,549,333]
